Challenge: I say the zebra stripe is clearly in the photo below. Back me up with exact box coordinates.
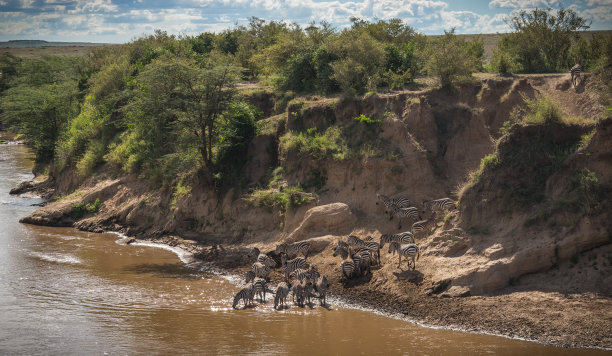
[423,198,455,212]
[274,282,290,310]
[388,242,420,270]
[411,220,429,233]
[275,241,311,259]
[253,277,268,303]
[340,260,357,280]
[232,283,255,309]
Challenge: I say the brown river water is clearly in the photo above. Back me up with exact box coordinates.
[0,141,607,355]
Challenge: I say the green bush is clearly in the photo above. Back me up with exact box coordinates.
[85,198,101,214]
[246,186,317,212]
[425,29,480,88]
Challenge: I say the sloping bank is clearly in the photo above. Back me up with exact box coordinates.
[17,76,612,349]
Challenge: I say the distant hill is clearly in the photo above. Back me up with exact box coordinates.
[1,40,106,48]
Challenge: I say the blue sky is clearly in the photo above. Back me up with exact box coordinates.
[0,0,610,43]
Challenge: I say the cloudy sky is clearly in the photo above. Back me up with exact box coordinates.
[0,0,610,43]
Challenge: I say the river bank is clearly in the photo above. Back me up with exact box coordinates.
[119,233,612,350]
[10,169,612,351]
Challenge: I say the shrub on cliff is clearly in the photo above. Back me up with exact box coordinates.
[425,29,481,89]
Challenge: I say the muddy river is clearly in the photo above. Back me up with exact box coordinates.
[0,141,606,355]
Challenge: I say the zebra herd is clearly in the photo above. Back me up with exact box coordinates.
[232,193,456,308]
[232,242,329,310]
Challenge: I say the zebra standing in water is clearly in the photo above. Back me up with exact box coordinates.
[388,242,420,270]
[274,282,290,310]
[423,198,455,214]
[276,241,311,259]
[571,60,583,88]
[232,283,255,309]
[253,277,268,303]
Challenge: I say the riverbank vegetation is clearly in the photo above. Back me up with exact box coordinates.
[0,8,610,192]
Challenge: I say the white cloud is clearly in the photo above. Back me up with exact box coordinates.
[20,0,35,8]
[72,0,118,13]
[489,0,561,9]
[578,5,612,24]
[586,0,612,5]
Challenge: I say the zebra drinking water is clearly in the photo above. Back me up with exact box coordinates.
[274,282,290,310]
[232,283,255,309]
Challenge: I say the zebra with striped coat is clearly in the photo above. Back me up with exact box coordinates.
[388,242,421,270]
[388,205,421,229]
[571,60,583,88]
[348,235,380,265]
[274,282,290,310]
[333,242,371,276]
[422,198,455,214]
[232,283,255,309]
[244,270,255,284]
[281,255,308,279]
[314,275,329,306]
[376,194,413,217]
[276,241,310,259]
[380,231,415,249]
[249,247,277,267]
[252,262,271,280]
[253,277,268,302]
[291,279,304,307]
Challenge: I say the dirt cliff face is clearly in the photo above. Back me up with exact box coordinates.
[21,75,610,301]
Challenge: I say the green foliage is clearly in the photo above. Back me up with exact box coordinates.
[495,8,590,73]
[246,186,317,212]
[279,126,347,161]
[521,96,564,124]
[85,198,101,214]
[425,29,481,88]
[71,202,85,219]
[353,114,382,126]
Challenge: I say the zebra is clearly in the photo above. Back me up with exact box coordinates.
[347,235,380,265]
[274,282,290,310]
[376,194,413,216]
[281,255,308,279]
[252,262,271,280]
[423,198,455,214]
[244,270,255,283]
[380,231,415,249]
[291,279,304,307]
[253,277,268,302]
[249,247,277,267]
[388,205,421,229]
[302,279,314,305]
[314,275,329,306]
[388,242,421,270]
[291,268,315,283]
[232,283,255,309]
[411,219,431,234]
[571,60,583,88]
[339,260,357,281]
[275,241,310,259]
[334,242,371,276]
